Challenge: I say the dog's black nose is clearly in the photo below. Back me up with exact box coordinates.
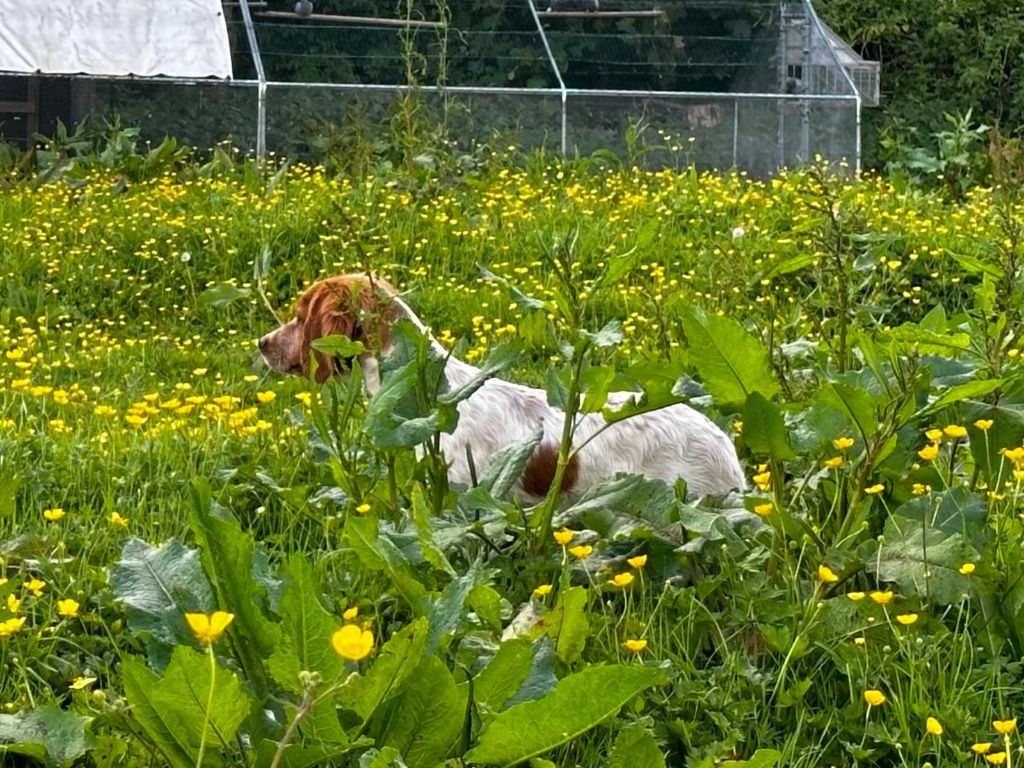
[258,336,269,352]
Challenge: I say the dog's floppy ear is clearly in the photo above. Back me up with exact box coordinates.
[298,282,357,382]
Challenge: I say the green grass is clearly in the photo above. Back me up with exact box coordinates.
[2,149,1024,767]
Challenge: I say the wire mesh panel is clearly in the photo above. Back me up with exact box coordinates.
[88,80,260,152]
[263,84,564,159]
[0,0,871,174]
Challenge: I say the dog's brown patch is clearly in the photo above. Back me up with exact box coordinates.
[522,443,579,497]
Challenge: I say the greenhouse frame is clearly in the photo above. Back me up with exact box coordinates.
[0,0,878,175]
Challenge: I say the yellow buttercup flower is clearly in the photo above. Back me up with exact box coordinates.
[553,530,574,546]
[185,611,235,645]
[569,544,593,560]
[847,592,866,602]
[943,424,967,439]
[753,502,773,516]
[69,676,97,691]
[972,742,993,754]
[26,578,46,597]
[925,428,944,442]
[823,456,844,469]
[532,584,553,598]
[6,594,22,613]
[832,436,855,451]
[0,617,27,637]
[331,624,374,661]
[256,391,276,404]
[975,419,994,431]
[917,443,940,461]
[986,752,1007,765]
[863,689,886,706]
[57,599,80,618]
[43,507,65,522]
[752,471,771,490]
[342,606,359,620]
[926,716,943,736]
[817,564,839,583]
[355,503,372,514]
[993,718,1017,735]
[624,638,648,653]
[627,555,648,569]
[865,484,885,495]
[608,572,635,588]
[869,590,894,605]
[895,613,918,625]
[959,562,976,575]
[108,511,129,528]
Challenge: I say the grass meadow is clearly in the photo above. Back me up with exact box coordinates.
[2,143,1024,767]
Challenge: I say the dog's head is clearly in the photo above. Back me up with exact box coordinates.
[258,274,396,382]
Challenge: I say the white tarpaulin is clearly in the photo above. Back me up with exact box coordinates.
[0,0,233,79]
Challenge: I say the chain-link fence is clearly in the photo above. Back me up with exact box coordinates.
[6,1,875,174]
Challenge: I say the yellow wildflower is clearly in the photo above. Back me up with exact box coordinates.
[608,572,635,588]
[863,689,886,706]
[925,428,943,442]
[624,638,648,653]
[331,624,374,661]
[865,484,885,495]
[69,676,97,691]
[993,719,1017,735]
[532,584,553,598]
[627,555,648,569]
[752,471,771,490]
[896,613,918,625]
[943,424,967,439]
[847,592,866,602]
[553,530,574,546]
[753,502,773,516]
[256,391,276,404]
[0,617,27,637]
[343,606,359,621]
[569,544,593,560]
[869,590,894,605]
[975,419,994,431]
[986,753,1007,765]
[817,564,839,583]
[917,443,940,461]
[355,503,371,515]
[26,578,45,597]
[108,511,129,528]
[43,507,65,522]
[972,743,993,755]
[823,456,844,469]
[57,599,80,618]
[926,716,943,736]
[832,436,855,451]
[959,562,976,575]
[185,611,235,645]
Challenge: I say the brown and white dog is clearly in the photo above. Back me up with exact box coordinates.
[258,274,746,499]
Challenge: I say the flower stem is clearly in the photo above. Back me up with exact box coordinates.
[195,644,216,768]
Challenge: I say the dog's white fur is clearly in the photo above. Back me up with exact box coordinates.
[259,275,746,498]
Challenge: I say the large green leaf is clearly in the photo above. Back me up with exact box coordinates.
[868,515,978,605]
[111,537,214,648]
[342,617,430,724]
[465,664,666,767]
[742,392,795,460]
[721,749,783,767]
[344,515,427,613]
[122,647,251,768]
[678,305,779,406]
[189,480,280,680]
[371,656,467,768]
[607,724,665,768]
[268,555,348,695]
[473,639,535,713]
[538,586,589,665]
[0,707,93,767]
[476,429,543,498]
[816,381,878,442]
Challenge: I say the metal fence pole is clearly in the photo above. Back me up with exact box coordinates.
[238,0,267,159]
[526,0,568,155]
